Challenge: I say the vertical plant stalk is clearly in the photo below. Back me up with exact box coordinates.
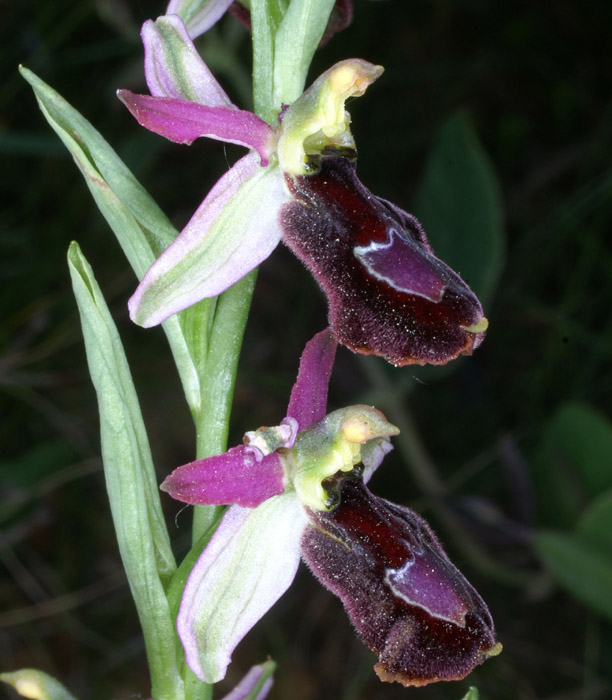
[189,0,335,539]
[191,270,257,542]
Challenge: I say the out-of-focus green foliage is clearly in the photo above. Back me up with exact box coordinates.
[532,402,612,528]
[534,531,612,622]
[414,111,505,305]
[533,401,612,622]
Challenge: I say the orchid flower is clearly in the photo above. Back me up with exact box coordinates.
[118,15,488,366]
[161,330,501,686]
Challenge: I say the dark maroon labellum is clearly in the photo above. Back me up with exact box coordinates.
[301,476,501,686]
[281,156,487,366]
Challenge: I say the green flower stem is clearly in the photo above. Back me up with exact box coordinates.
[191,270,258,536]
[184,669,214,700]
[181,273,257,700]
[183,0,338,693]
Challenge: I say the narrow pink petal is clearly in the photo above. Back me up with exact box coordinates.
[178,496,305,682]
[166,0,234,39]
[117,90,275,163]
[287,329,337,430]
[161,446,285,508]
[142,15,233,105]
[220,662,274,700]
[128,155,288,327]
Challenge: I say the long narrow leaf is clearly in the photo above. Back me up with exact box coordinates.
[20,65,203,415]
[68,242,181,700]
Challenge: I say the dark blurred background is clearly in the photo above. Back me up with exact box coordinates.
[2,1,612,699]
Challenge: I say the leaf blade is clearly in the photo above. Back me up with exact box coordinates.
[534,530,612,622]
[67,242,182,700]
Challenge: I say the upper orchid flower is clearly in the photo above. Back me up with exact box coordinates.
[161,330,501,686]
[118,14,488,365]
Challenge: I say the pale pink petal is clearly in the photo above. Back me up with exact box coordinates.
[117,91,275,163]
[178,496,305,682]
[161,446,285,508]
[129,154,288,327]
[287,329,337,429]
[166,0,234,39]
[142,15,233,105]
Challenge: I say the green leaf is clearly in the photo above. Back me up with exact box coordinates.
[533,401,612,527]
[534,530,612,622]
[546,402,612,495]
[578,489,612,549]
[192,268,257,541]
[20,65,202,416]
[273,0,336,108]
[414,110,505,305]
[67,242,182,700]
[1,669,78,700]
[19,66,176,255]
[251,0,288,121]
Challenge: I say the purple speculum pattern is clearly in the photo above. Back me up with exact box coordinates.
[301,475,499,686]
[281,155,487,367]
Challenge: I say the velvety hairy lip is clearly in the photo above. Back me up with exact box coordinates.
[301,476,501,686]
[281,156,488,366]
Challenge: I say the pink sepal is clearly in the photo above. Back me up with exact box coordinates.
[161,446,285,508]
[128,154,287,328]
[287,329,337,430]
[117,90,275,164]
[142,15,234,105]
[178,496,305,681]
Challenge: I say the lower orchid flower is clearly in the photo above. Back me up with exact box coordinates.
[161,330,501,686]
[118,14,488,366]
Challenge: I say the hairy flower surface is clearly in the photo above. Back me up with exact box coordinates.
[282,154,487,365]
[162,330,397,681]
[118,14,487,365]
[302,474,502,686]
[161,331,500,685]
